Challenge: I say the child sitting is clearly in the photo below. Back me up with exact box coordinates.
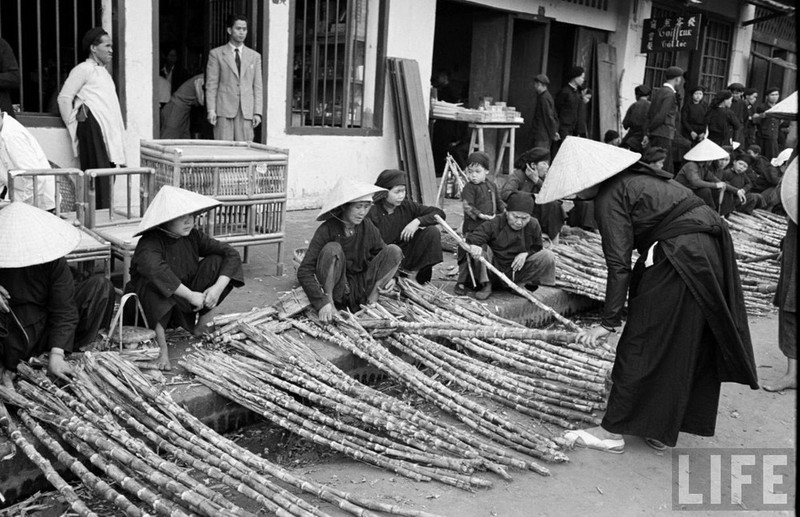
[718,153,763,215]
[455,151,505,298]
[125,186,244,370]
[464,192,556,300]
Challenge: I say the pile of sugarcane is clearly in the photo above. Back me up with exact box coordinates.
[550,211,787,315]
[196,279,613,487]
[727,210,786,314]
[0,354,444,517]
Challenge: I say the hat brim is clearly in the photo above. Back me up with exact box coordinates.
[134,186,222,236]
[765,91,797,120]
[317,179,386,221]
[683,139,730,162]
[781,157,798,224]
[0,202,81,267]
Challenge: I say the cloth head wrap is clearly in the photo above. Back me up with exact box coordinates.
[505,192,534,215]
[374,169,407,200]
[467,151,491,171]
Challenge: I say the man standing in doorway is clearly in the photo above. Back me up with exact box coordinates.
[646,65,683,173]
[554,66,585,155]
[206,13,263,142]
[530,74,559,152]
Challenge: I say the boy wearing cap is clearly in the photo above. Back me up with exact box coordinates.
[621,85,651,153]
[298,178,402,323]
[367,169,445,284]
[554,66,585,154]
[465,192,556,301]
[503,147,565,242]
[718,153,763,216]
[646,66,684,172]
[530,74,559,151]
[0,203,114,386]
[125,186,245,370]
[456,152,505,296]
[728,83,747,144]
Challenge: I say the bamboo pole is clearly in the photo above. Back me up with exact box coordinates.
[433,215,580,331]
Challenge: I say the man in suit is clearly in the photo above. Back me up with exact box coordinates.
[530,74,559,151]
[205,14,263,142]
[554,66,585,156]
[646,66,683,173]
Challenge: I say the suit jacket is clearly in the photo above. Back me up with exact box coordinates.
[205,44,263,119]
[647,86,678,139]
[531,89,558,142]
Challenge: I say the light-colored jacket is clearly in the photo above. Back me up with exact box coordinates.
[205,44,263,119]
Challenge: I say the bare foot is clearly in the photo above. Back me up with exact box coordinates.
[763,374,797,392]
[156,352,172,371]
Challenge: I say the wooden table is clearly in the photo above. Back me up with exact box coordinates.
[467,122,520,175]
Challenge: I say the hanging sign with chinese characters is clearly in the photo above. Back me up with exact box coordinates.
[641,14,702,53]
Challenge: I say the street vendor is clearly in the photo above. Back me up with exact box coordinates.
[124,186,244,371]
[297,177,402,323]
[501,147,565,242]
[674,138,731,209]
[0,202,115,385]
[464,191,556,301]
[537,136,758,453]
[366,169,445,285]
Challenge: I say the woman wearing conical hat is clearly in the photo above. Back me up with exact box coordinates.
[0,203,115,386]
[537,136,757,453]
[674,138,731,209]
[297,178,402,323]
[124,186,244,370]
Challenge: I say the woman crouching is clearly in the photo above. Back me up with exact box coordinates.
[298,178,403,323]
[125,186,244,370]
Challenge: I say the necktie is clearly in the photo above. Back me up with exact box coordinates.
[235,48,241,74]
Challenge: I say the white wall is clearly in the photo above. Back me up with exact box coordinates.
[265,0,438,211]
[121,1,153,167]
[610,0,651,131]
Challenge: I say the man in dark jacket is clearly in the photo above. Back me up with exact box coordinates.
[530,74,559,151]
[646,66,684,173]
[621,84,651,152]
[554,66,585,155]
[728,82,747,144]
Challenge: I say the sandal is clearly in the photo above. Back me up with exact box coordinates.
[645,438,667,451]
[564,429,625,454]
[453,283,468,296]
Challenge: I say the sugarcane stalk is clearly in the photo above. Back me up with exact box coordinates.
[0,401,98,517]
[355,318,578,343]
[17,410,148,517]
[433,214,580,331]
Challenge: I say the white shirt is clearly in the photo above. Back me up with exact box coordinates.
[662,82,676,93]
[0,112,56,210]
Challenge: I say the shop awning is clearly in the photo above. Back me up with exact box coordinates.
[742,0,795,26]
[751,51,798,71]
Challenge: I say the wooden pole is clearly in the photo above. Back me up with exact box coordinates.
[434,215,581,331]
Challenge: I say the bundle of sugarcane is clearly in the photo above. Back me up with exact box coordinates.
[193,323,547,475]
[0,356,446,517]
[293,313,569,465]
[728,210,786,252]
[181,349,496,491]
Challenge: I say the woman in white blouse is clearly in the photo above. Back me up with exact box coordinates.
[58,27,126,209]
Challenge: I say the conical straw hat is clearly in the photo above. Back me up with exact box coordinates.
[765,91,797,121]
[135,186,221,236]
[781,157,798,225]
[536,136,641,204]
[317,177,387,221]
[0,202,81,268]
[683,138,729,162]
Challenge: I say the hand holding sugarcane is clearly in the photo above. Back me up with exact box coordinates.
[577,326,612,347]
[48,349,73,382]
[511,252,529,272]
[318,302,337,323]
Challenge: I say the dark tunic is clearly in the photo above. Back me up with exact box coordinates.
[531,89,558,146]
[680,101,707,142]
[500,168,564,238]
[297,218,388,311]
[460,180,505,235]
[125,228,244,332]
[621,99,650,152]
[555,84,582,137]
[0,259,114,370]
[466,214,543,272]
[705,107,741,147]
[595,163,758,446]
[730,97,747,143]
[774,220,797,359]
[718,167,761,215]
[366,199,444,271]
[755,103,782,159]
